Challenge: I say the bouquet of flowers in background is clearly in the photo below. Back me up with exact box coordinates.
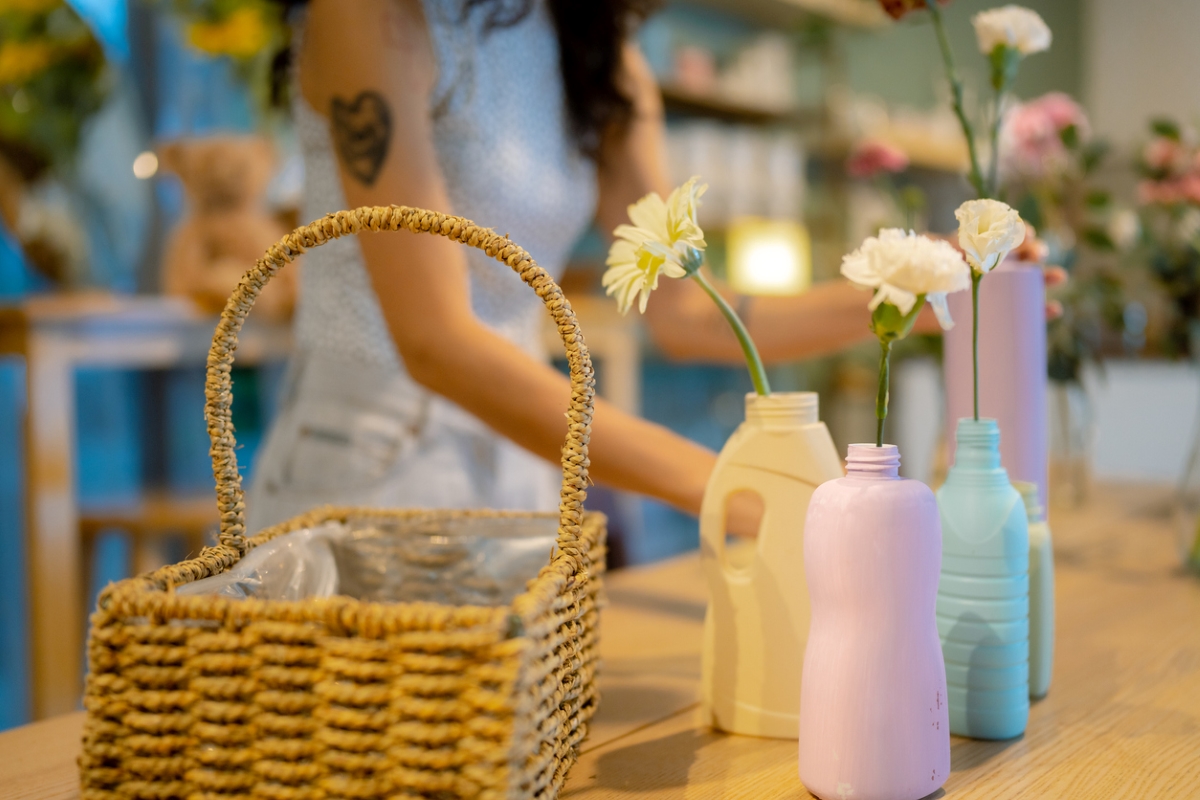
[998,92,1131,383]
[175,0,283,60]
[0,0,109,287]
[1000,92,1105,255]
[1140,124,1200,572]
[0,0,108,182]
[1133,117,1200,359]
[160,0,288,110]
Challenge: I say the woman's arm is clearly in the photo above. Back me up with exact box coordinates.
[596,43,876,364]
[596,44,1062,355]
[297,0,723,520]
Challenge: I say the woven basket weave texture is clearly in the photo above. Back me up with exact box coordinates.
[79,205,606,800]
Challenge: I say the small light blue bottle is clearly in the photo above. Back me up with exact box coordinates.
[937,418,1030,739]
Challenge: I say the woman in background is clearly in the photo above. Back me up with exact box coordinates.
[247,0,1030,535]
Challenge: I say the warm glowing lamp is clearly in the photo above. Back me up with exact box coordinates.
[726,217,811,296]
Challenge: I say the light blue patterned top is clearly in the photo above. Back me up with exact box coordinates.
[246,1,597,531]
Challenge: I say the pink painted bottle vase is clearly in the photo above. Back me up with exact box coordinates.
[944,261,1048,509]
[799,444,950,800]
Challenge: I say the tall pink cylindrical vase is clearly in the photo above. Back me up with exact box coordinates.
[799,445,950,800]
[943,261,1048,510]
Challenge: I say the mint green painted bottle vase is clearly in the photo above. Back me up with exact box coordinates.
[936,418,1030,739]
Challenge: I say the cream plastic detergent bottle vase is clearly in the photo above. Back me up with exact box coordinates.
[799,444,950,800]
[1015,480,1055,700]
[699,391,842,739]
[937,418,1030,740]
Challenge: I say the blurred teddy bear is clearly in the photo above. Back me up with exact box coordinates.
[159,135,297,320]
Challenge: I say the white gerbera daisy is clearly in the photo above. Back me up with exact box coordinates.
[603,176,707,314]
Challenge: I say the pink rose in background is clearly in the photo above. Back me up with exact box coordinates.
[1143,137,1188,175]
[847,139,909,178]
[1000,92,1089,181]
[1182,174,1200,205]
[1138,125,1200,207]
[1035,92,1090,136]
[1139,179,1182,206]
[1137,174,1200,206]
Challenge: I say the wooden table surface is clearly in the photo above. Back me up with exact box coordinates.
[2,483,1199,799]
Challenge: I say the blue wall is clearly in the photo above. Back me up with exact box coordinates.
[0,360,30,729]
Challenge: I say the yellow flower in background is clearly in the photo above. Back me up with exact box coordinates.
[2,0,63,13]
[603,176,707,314]
[187,7,272,59]
[0,39,59,86]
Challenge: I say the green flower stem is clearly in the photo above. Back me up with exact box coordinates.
[927,1,989,199]
[972,270,982,421]
[691,268,771,396]
[869,299,924,446]
[876,338,892,447]
[988,85,1004,198]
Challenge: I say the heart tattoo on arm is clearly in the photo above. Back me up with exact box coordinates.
[331,90,392,186]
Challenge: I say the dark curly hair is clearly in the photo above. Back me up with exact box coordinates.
[272,0,658,160]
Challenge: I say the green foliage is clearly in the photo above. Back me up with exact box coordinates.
[1151,118,1182,141]
[1082,228,1116,251]
[1047,269,1127,382]
[0,3,109,179]
[1059,123,1079,150]
[1080,141,1109,176]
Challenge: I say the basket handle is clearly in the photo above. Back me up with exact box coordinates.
[204,206,595,559]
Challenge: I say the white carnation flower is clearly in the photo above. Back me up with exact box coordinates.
[1107,209,1141,252]
[1177,208,1200,246]
[973,5,1052,56]
[955,199,1026,275]
[603,176,707,314]
[840,229,971,330]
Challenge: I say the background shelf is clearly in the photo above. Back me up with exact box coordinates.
[660,82,823,126]
[683,0,888,27]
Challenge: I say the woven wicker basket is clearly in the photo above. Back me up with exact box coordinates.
[79,206,606,800]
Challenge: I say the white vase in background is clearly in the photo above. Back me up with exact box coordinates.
[699,391,842,739]
[1174,320,1200,572]
[1049,379,1093,510]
